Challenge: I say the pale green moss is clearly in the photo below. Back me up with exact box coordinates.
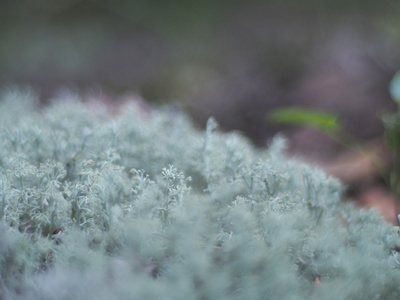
[0,89,399,299]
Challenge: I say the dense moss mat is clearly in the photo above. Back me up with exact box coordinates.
[1,89,400,299]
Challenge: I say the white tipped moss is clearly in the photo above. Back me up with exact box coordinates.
[0,89,399,299]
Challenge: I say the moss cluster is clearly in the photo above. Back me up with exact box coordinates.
[0,88,399,299]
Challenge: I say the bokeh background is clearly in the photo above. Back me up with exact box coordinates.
[1,0,400,157]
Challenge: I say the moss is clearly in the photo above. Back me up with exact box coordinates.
[0,89,399,299]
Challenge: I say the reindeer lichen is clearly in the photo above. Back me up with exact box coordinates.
[0,88,399,299]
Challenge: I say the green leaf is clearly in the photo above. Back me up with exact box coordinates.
[390,70,400,105]
[267,107,340,132]
[382,113,400,150]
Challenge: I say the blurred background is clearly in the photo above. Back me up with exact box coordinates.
[2,1,400,212]
[1,0,400,144]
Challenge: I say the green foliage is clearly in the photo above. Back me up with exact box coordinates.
[267,107,340,133]
[384,71,400,151]
[381,71,400,199]
[0,89,400,299]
